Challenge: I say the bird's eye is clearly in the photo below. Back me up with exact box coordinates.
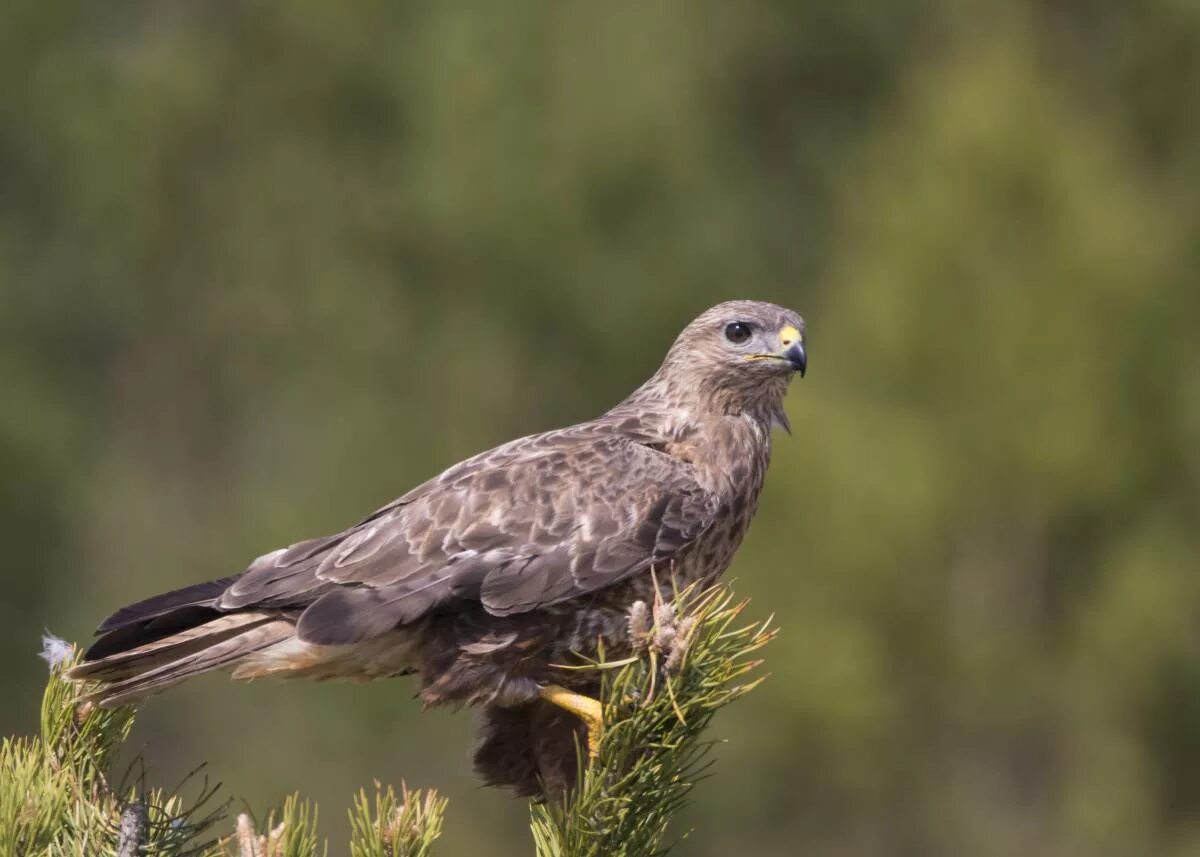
[724,322,753,344]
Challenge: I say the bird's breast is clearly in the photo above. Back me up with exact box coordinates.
[664,415,772,587]
[678,415,771,497]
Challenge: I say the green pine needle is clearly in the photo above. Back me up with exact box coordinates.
[1,641,225,857]
[206,794,325,857]
[348,782,447,857]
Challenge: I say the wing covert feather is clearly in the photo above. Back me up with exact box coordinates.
[218,426,717,643]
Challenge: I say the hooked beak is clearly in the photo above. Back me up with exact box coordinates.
[778,324,806,377]
[744,324,808,376]
[784,341,807,377]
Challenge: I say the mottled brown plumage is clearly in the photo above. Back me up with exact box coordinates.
[70,300,807,797]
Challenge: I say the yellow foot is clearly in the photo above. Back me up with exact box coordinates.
[539,684,604,760]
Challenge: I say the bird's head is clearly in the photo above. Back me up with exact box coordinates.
[655,300,807,427]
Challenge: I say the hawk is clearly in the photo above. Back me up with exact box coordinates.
[70,300,807,797]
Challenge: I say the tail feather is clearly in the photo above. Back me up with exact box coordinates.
[70,613,276,683]
[72,573,412,707]
[84,605,227,661]
[75,615,294,708]
[69,575,298,706]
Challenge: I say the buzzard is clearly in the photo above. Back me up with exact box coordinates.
[70,300,807,796]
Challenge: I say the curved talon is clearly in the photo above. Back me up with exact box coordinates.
[539,684,604,760]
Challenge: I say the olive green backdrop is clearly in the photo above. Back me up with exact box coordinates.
[3,2,1199,855]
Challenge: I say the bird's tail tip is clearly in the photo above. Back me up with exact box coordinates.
[70,611,292,707]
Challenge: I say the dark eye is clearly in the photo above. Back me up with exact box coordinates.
[724,321,753,344]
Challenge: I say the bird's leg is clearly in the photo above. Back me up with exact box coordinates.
[539,684,604,760]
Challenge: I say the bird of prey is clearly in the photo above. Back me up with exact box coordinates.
[70,300,807,797]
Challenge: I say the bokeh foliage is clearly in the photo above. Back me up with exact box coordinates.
[1,1,1198,855]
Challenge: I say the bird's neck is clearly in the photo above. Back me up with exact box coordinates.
[608,374,783,497]
[619,369,791,434]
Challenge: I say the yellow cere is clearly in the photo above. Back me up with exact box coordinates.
[778,325,802,347]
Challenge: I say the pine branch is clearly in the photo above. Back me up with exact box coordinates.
[1,638,225,856]
[205,794,324,857]
[348,782,448,857]
[530,583,775,857]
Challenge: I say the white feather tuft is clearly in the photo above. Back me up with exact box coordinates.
[39,633,74,671]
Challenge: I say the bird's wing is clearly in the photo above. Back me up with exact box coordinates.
[217,426,719,645]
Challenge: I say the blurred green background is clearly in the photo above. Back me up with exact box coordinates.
[3,1,1199,854]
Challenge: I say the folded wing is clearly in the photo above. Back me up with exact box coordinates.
[214,428,717,645]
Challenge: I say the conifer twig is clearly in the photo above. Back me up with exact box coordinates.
[1,637,226,856]
[348,781,447,857]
